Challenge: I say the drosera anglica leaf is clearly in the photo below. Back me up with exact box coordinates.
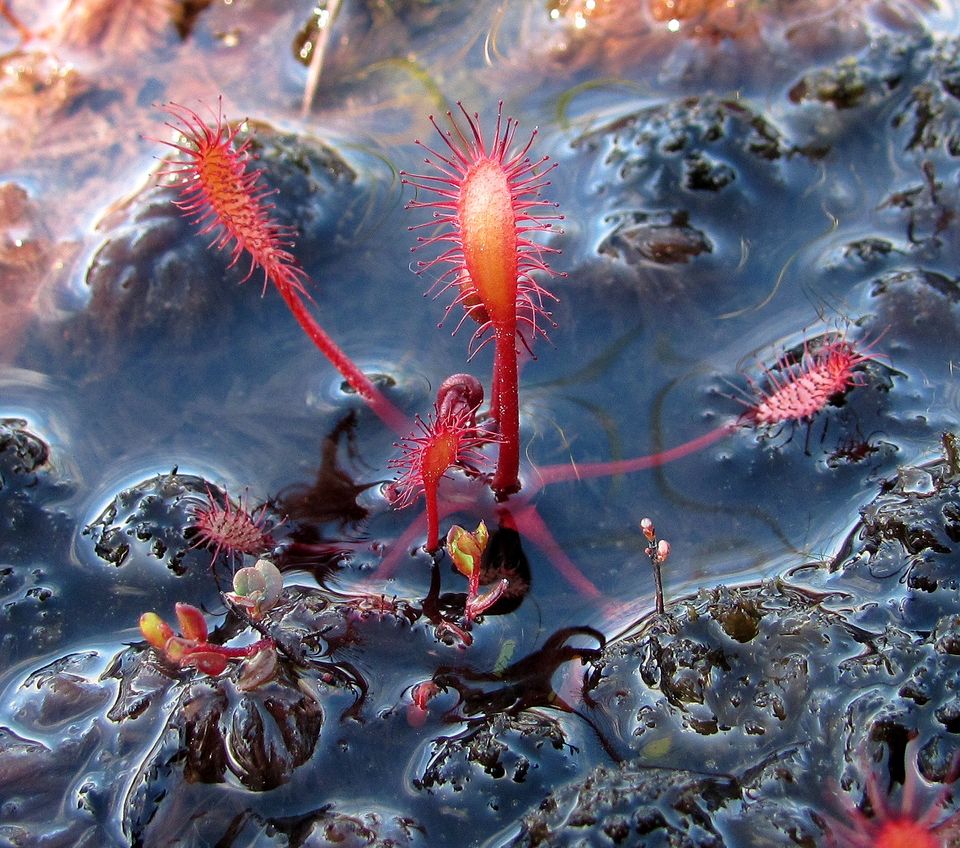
[154,100,408,433]
[402,101,564,496]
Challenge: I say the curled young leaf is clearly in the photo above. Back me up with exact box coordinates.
[174,602,209,643]
[139,611,174,651]
[446,521,489,581]
[226,558,283,618]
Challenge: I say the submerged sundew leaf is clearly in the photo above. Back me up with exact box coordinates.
[235,644,277,691]
[224,679,324,790]
[492,639,516,676]
[641,736,673,759]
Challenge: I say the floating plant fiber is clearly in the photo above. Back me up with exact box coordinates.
[402,102,562,498]
[536,334,879,485]
[156,102,407,433]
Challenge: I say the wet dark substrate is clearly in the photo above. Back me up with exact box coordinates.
[3,418,960,845]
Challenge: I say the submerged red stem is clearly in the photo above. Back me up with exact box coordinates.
[536,423,737,487]
[274,282,407,433]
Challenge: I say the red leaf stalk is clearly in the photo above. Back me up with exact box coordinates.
[156,101,407,434]
[140,603,275,676]
[536,334,880,487]
[535,423,738,487]
[402,102,562,497]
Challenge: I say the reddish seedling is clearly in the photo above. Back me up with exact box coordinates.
[402,102,563,497]
[388,392,496,553]
[446,521,509,621]
[156,101,407,433]
[224,557,283,619]
[140,601,275,679]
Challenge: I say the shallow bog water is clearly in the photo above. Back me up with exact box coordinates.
[3,1,960,846]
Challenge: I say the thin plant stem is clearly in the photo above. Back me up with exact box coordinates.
[491,327,521,497]
[275,282,409,435]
